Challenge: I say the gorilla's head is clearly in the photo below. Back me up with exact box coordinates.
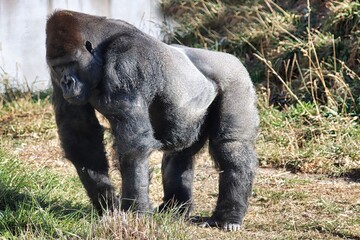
[46,11,102,105]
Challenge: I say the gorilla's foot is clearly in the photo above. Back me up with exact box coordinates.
[199,218,241,231]
[119,198,153,215]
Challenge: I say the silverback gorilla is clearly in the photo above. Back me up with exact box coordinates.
[46,10,258,231]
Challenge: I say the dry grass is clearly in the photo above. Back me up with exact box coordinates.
[160,0,360,177]
[257,94,360,176]
[0,98,359,239]
[92,209,188,239]
[0,98,71,174]
[161,0,360,114]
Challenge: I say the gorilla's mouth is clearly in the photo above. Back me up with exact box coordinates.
[63,93,88,105]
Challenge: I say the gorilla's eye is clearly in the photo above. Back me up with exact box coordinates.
[53,64,65,71]
[52,65,62,73]
[85,41,94,54]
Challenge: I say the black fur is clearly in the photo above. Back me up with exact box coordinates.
[46,10,259,231]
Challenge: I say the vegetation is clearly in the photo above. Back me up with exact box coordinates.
[0,0,359,239]
[161,0,359,113]
[0,98,359,239]
[0,148,188,239]
[161,0,360,176]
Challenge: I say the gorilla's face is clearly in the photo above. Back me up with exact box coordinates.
[48,42,101,105]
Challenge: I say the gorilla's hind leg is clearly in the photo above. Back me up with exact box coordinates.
[207,80,258,231]
[208,140,257,231]
[159,140,205,215]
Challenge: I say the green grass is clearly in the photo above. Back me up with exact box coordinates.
[257,96,360,175]
[0,149,189,239]
[0,151,90,238]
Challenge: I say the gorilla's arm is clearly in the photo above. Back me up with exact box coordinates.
[52,84,116,212]
[101,44,162,211]
[102,93,161,212]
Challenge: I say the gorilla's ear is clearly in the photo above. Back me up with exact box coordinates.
[85,41,94,54]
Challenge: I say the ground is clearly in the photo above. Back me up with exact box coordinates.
[0,99,359,239]
[11,134,360,239]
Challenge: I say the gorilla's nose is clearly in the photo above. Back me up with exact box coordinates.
[61,75,76,90]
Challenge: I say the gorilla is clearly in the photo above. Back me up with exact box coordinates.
[46,10,258,231]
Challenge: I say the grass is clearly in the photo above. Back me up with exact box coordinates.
[0,95,359,239]
[0,150,92,239]
[257,95,360,176]
[160,0,360,177]
[0,149,188,239]
[161,0,360,115]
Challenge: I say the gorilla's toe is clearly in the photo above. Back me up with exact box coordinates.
[223,222,241,231]
[199,218,241,231]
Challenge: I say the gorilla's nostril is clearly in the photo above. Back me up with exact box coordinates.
[61,75,75,89]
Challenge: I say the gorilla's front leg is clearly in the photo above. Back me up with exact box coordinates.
[113,129,160,213]
[117,150,152,212]
[75,166,117,213]
[159,138,206,215]
[52,86,116,213]
[159,151,194,215]
[107,95,161,213]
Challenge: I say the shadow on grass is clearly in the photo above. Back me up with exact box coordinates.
[0,180,93,236]
[343,168,360,183]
